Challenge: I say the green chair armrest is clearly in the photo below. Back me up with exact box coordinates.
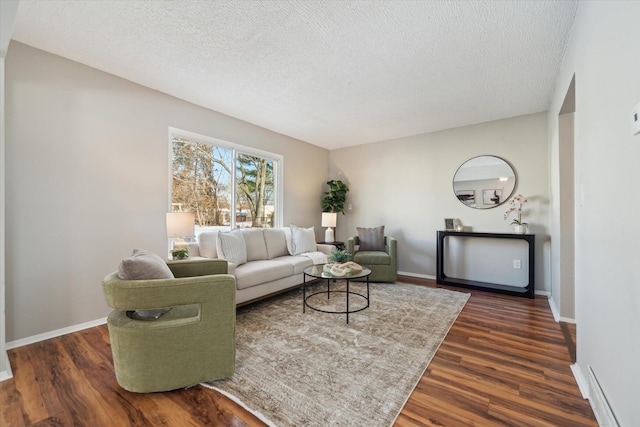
[166,258,228,278]
[347,237,358,254]
[102,272,236,312]
[386,236,397,257]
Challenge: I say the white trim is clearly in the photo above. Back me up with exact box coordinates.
[547,294,576,323]
[0,351,12,381]
[6,317,107,350]
[168,127,284,228]
[0,55,7,383]
[571,363,589,399]
[398,272,550,301]
[548,293,561,322]
[587,365,620,427]
[397,271,436,280]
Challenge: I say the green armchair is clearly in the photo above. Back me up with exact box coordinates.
[347,235,397,282]
[102,258,235,393]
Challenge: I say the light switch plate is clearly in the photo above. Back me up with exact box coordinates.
[632,102,640,136]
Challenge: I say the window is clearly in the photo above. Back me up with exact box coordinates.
[170,128,282,234]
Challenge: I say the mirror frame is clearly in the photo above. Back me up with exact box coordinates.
[452,155,517,209]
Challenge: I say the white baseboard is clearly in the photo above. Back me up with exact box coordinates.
[6,317,108,350]
[571,363,621,426]
[548,295,560,322]
[547,295,576,323]
[397,271,436,280]
[587,365,620,427]
[571,363,589,399]
[398,272,549,301]
[0,350,13,381]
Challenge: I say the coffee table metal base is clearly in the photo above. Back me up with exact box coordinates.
[303,274,370,324]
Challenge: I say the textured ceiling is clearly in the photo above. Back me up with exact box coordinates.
[10,0,578,150]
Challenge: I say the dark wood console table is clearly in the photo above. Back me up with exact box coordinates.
[436,230,535,298]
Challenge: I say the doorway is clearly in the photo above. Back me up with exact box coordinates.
[558,75,576,361]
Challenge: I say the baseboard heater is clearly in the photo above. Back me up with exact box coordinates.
[588,365,619,427]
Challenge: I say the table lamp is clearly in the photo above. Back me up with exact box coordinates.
[166,212,195,256]
[322,212,337,243]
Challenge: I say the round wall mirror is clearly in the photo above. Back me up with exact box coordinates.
[453,155,516,209]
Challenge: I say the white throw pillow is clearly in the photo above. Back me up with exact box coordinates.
[198,231,219,258]
[282,227,294,255]
[263,228,289,259]
[217,230,247,265]
[290,224,316,255]
[241,228,268,261]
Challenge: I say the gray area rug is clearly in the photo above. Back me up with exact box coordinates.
[201,281,470,427]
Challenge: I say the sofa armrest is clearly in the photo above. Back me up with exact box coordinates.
[316,243,337,255]
[166,258,228,278]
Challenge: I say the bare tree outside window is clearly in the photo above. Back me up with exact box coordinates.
[236,153,274,228]
[171,136,278,232]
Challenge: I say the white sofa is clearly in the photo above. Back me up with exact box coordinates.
[188,227,335,305]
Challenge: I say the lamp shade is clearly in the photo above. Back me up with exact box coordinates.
[321,212,337,228]
[166,212,195,237]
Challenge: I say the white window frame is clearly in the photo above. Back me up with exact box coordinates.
[168,127,284,230]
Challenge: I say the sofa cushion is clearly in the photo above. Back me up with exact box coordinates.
[217,230,247,265]
[353,251,391,265]
[290,224,316,255]
[357,225,386,251]
[117,249,174,280]
[234,260,294,290]
[274,255,314,274]
[263,228,289,259]
[241,228,268,261]
[198,231,219,258]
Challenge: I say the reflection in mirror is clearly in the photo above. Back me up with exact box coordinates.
[453,155,516,209]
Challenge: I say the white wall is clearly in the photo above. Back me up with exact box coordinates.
[4,42,329,342]
[548,2,640,425]
[0,0,20,382]
[558,112,575,320]
[329,112,550,291]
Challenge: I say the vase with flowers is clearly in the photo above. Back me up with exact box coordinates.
[504,194,528,234]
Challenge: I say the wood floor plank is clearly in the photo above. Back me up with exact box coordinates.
[0,378,27,427]
[0,279,597,426]
[10,341,64,425]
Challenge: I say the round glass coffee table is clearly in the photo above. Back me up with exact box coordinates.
[302,264,372,324]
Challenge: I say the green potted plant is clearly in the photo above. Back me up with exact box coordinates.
[171,247,190,260]
[321,180,350,214]
[324,249,352,274]
[328,249,351,263]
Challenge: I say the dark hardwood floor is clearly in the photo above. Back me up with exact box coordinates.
[560,321,577,363]
[1,278,596,426]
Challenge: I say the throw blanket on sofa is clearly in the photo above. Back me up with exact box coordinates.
[300,251,328,265]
